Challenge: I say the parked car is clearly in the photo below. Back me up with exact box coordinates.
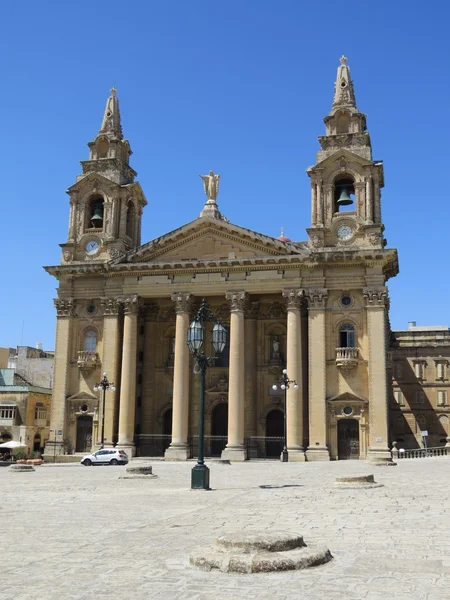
[81,449,128,466]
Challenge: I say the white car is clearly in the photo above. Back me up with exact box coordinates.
[81,449,128,466]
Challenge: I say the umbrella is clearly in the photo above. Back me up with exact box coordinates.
[0,441,27,449]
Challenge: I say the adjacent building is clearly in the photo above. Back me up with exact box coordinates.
[43,57,449,462]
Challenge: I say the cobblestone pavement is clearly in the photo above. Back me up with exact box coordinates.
[2,458,450,600]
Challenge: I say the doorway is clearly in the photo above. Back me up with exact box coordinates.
[211,402,228,456]
[265,409,284,458]
[338,419,359,460]
[76,415,93,453]
[33,433,41,453]
[163,408,172,452]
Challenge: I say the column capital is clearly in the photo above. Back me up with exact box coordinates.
[363,286,387,308]
[226,291,248,313]
[244,301,259,319]
[282,288,304,310]
[171,292,192,314]
[100,297,121,316]
[305,288,328,309]
[54,298,75,317]
[123,294,141,315]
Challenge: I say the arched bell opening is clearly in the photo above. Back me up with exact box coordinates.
[97,137,109,159]
[336,111,350,134]
[334,176,355,212]
[86,195,104,230]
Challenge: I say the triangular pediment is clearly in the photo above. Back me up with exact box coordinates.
[310,148,374,172]
[66,172,118,194]
[68,390,98,401]
[327,392,368,404]
[126,217,305,264]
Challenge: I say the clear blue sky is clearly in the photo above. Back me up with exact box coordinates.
[0,1,449,350]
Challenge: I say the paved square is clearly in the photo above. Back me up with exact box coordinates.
[2,458,450,599]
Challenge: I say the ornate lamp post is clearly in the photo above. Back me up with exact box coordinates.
[187,299,227,490]
[272,369,298,462]
[94,373,116,449]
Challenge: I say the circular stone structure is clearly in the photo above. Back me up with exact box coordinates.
[334,474,383,489]
[8,464,35,473]
[118,465,158,480]
[189,531,332,573]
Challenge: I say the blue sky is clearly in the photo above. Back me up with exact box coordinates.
[0,1,449,350]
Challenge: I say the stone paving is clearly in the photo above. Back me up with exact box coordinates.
[1,457,450,600]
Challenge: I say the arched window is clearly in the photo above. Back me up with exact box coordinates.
[416,414,427,433]
[337,111,350,134]
[126,201,135,238]
[84,329,97,353]
[97,138,109,159]
[439,415,449,434]
[334,176,355,212]
[339,323,355,348]
[87,195,104,230]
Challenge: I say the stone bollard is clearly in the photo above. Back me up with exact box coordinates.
[118,465,158,480]
[391,441,399,460]
[334,474,383,489]
[8,464,35,473]
[190,531,332,573]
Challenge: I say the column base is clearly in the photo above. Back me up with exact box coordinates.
[366,447,396,466]
[43,441,65,459]
[221,445,247,462]
[165,444,190,461]
[287,448,306,462]
[306,446,330,461]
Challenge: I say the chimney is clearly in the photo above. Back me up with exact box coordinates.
[408,321,417,330]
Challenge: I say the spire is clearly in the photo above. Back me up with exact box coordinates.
[332,56,357,110]
[99,87,123,139]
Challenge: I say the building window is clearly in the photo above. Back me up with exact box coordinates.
[394,362,403,380]
[413,360,426,380]
[435,361,447,381]
[437,390,447,407]
[393,390,404,406]
[339,323,355,348]
[84,329,97,353]
[0,406,16,419]
[416,414,427,433]
[34,407,48,420]
[415,391,425,404]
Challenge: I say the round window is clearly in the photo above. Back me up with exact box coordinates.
[80,404,88,413]
[86,302,96,315]
[343,406,353,416]
[341,295,352,307]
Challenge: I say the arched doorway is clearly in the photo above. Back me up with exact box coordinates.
[76,415,93,453]
[338,419,359,460]
[265,409,284,458]
[33,433,41,453]
[211,402,228,456]
[163,408,172,452]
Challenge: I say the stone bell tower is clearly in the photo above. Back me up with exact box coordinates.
[60,88,146,264]
[306,56,385,250]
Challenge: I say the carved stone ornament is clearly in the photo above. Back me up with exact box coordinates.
[368,232,382,246]
[226,291,248,313]
[245,301,260,320]
[260,301,286,319]
[171,292,192,314]
[159,305,176,322]
[282,288,303,310]
[214,303,230,322]
[339,157,348,171]
[109,247,126,261]
[123,294,141,315]
[100,297,121,316]
[363,287,387,307]
[54,298,75,317]
[310,235,323,248]
[63,250,73,262]
[306,288,328,309]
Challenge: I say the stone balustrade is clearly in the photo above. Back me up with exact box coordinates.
[76,351,100,369]
[335,347,359,370]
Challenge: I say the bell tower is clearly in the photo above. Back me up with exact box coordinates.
[60,88,146,264]
[306,56,385,250]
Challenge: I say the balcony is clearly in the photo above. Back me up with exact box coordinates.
[335,347,359,370]
[77,351,100,370]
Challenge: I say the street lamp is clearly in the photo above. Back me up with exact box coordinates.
[272,369,298,462]
[187,299,227,490]
[93,372,116,449]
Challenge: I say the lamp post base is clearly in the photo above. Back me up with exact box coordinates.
[191,464,210,490]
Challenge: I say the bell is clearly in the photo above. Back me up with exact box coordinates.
[90,205,103,228]
[336,186,353,206]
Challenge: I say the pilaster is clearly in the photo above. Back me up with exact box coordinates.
[222,291,247,461]
[165,292,192,460]
[305,289,330,461]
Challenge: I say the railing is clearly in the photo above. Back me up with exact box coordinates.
[77,351,100,369]
[134,434,287,459]
[393,446,449,459]
[335,347,358,370]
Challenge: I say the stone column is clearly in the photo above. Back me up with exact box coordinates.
[316,182,323,226]
[364,287,393,464]
[165,292,191,460]
[311,182,317,226]
[117,295,140,455]
[354,182,365,221]
[282,289,305,461]
[44,298,75,458]
[244,301,258,458]
[366,177,373,224]
[222,291,247,461]
[373,179,381,224]
[305,288,330,461]
[99,297,122,447]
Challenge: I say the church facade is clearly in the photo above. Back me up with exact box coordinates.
[43,58,449,463]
